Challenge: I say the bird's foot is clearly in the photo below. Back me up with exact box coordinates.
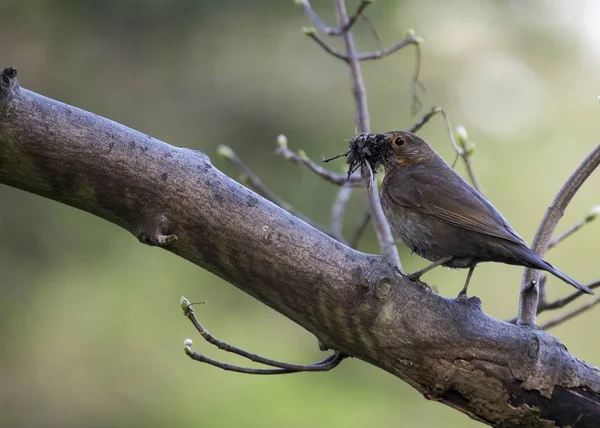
[407,274,433,292]
[406,272,421,281]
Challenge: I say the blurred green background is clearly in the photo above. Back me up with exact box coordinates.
[1,0,600,426]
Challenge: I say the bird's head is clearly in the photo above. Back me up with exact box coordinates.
[377,130,435,168]
[345,130,434,177]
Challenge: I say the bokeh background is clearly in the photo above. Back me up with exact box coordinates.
[2,0,600,426]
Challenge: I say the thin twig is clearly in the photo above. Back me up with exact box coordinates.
[275,137,362,187]
[517,144,600,326]
[548,206,600,249]
[304,30,422,66]
[408,106,439,133]
[335,0,401,268]
[541,296,600,330]
[412,42,425,115]
[337,0,369,132]
[356,35,421,61]
[438,109,461,169]
[408,106,482,193]
[181,297,345,374]
[218,145,340,240]
[350,208,371,248]
[455,126,483,193]
[355,31,424,115]
[363,162,400,266]
[304,30,349,62]
[331,184,353,239]
[218,145,290,208]
[540,280,600,315]
[297,0,372,36]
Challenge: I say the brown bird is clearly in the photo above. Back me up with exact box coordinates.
[351,130,593,299]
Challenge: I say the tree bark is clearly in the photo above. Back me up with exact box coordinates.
[1,68,599,427]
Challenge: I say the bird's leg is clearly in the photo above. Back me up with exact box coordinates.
[407,256,453,281]
[456,266,476,301]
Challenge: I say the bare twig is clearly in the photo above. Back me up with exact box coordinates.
[181,297,345,374]
[218,145,289,208]
[356,33,421,61]
[541,296,600,330]
[540,280,600,315]
[517,144,600,326]
[411,41,424,115]
[408,106,482,193]
[408,106,439,133]
[335,0,401,268]
[303,29,349,62]
[304,29,422,67]
[350,208,372,248]
[363,162,400,266]
[548,206,600,249]
[331,184,353,239]
[217,145,339,240]
[296,0,372,36]
[275,135,362,187]
[455,126,483,193]
[336,0,369,132]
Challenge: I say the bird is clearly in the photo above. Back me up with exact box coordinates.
[362,130,592,299]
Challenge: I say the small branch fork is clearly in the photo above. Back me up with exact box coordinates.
[181,298,345,374]
[507,278,600,326]
[296,0,370,36]
[517,144,600,326]
[506,208,600,327]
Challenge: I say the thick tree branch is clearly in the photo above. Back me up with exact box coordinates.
[2,70,600,426]
[517,145,600,326]
[217,144,336,239]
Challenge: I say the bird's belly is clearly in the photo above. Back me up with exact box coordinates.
[382,202,480,268]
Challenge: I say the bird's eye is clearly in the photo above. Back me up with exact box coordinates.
[394,136,405,146]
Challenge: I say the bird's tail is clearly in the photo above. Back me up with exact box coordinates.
[512,245,593,294]
[540,261,593,294]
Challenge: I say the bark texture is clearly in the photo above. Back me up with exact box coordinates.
[1,68,599,426]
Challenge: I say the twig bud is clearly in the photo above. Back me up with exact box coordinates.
[277,134,288,149]
[586,205,600,222]
[456,125,468,143]
[298,150,309,162]
[217,145,234,160]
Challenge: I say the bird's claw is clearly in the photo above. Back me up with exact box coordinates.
[406,272,421,281]
[407,274,432,292]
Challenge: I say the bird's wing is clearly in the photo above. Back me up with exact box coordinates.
[385,167,526,245]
